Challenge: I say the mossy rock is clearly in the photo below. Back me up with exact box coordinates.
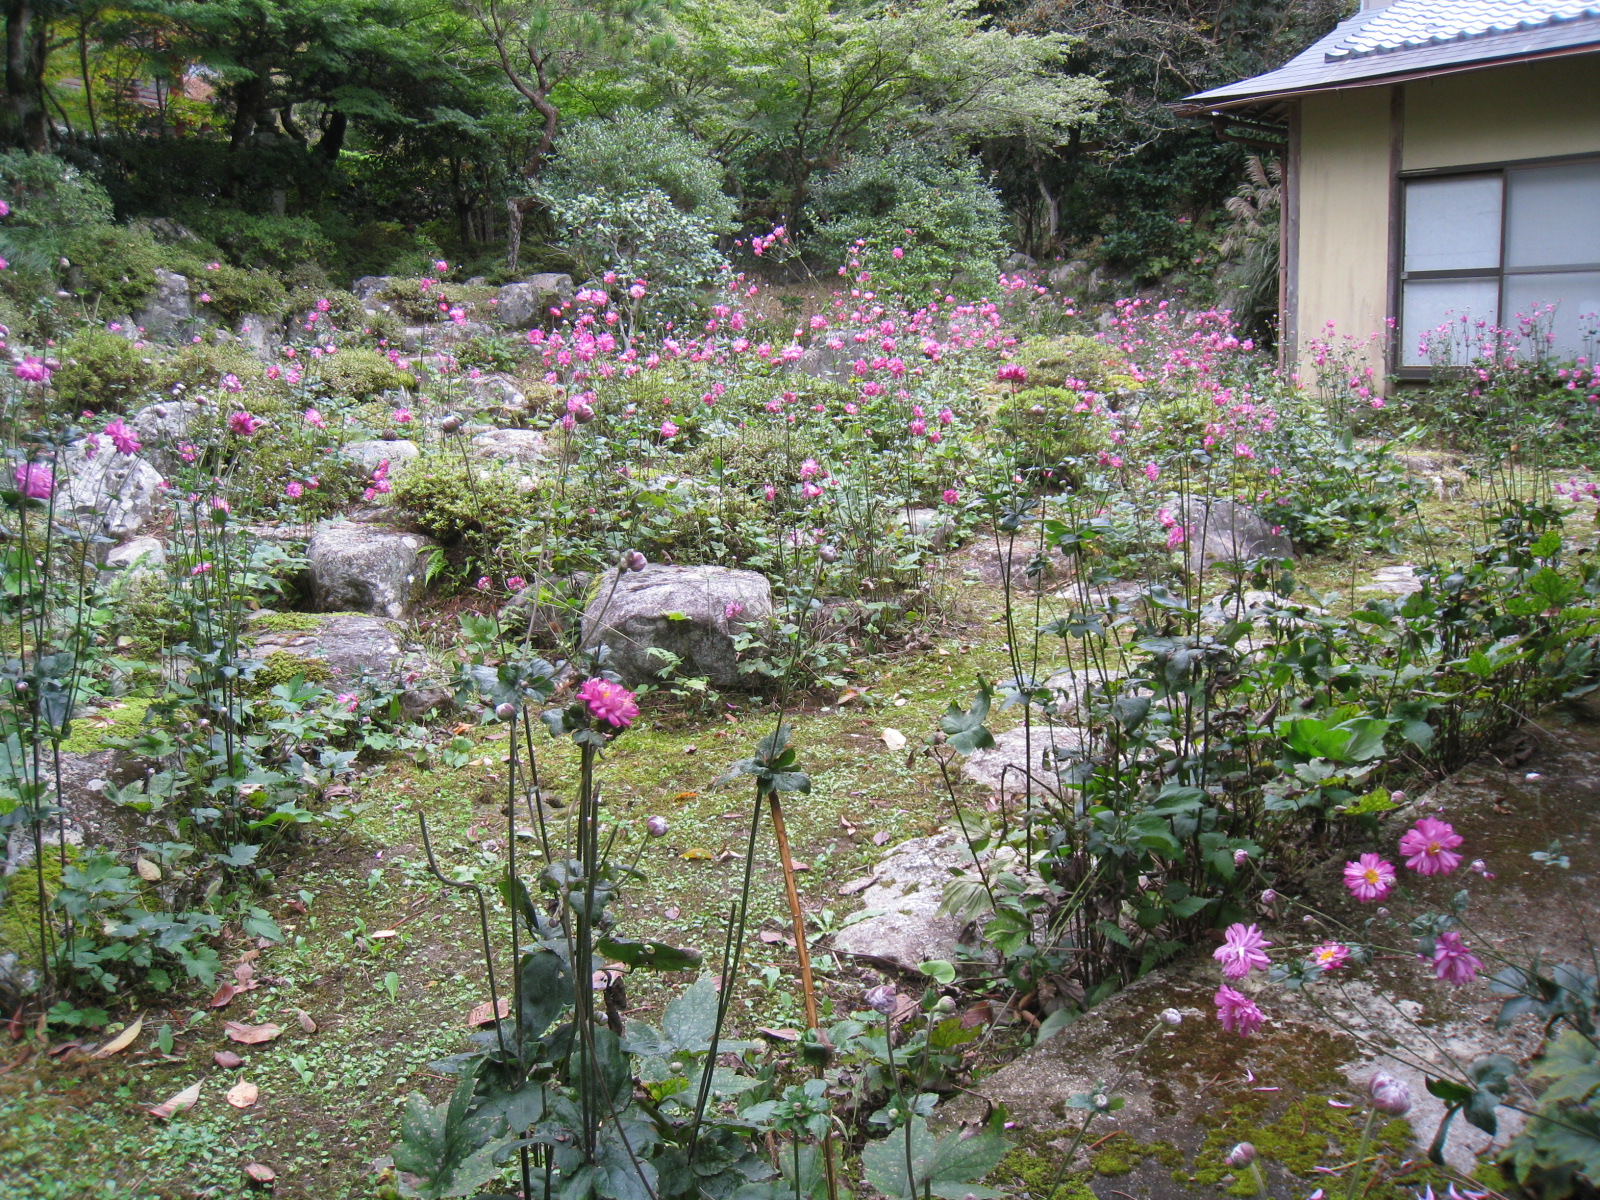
[1017,334,1132,392]
[52,327,160,412]
[60,698,153,755]
[305,347,417,401]
[254,649,337,692]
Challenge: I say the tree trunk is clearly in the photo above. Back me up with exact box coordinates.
[5,1,46,152]
[228,69,268,151]
[315,110,346,163]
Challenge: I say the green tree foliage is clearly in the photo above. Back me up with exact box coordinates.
[808,142,1010,300]
[650,0,1105,228]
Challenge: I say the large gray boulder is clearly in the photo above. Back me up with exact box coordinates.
[580,564,771,688]
[250,612,447,712]
[352,276,393,304]
[471,428,548,465]
[790,340,852,380]
[1184,499,1294,572]
[235,313,282,359]
[129,399,200,473]
[831,831,997,973]
[307,522,433,619]
[135,268,196,342]
[341,439,420,475]
[58,441,164,537]
[961,725,1085,799]
[493,274,574,330]
[105,536,165,571]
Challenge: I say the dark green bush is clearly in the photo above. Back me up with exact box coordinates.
[392,453,539,545]
[305,347,416,400]
[179,210,335,274]
[59,225,163,316]
[53,327,160,412]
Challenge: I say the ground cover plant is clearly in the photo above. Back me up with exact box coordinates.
[0,160,1597,1200]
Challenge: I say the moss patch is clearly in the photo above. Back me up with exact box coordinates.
[61,698,152,754]
[255,650,336,692]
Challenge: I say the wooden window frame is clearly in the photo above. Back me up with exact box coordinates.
[1391,150,1600,380]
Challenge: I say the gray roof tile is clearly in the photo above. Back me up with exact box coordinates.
[1179,0,1600,109]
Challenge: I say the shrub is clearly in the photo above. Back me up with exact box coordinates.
[808,143,1009,301]
[391,453,540,546]
[166,255,288,324]
[305,347,417,401]
[58,225,164,316]
[0,151,114,277]
[546,111,736,232]
[334,220,445,283]
[544,189,727,325]
[52,327,160,412]
[178,210,335,274]
[995,385,1111,482]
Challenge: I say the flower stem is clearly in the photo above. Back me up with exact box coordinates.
[1345,1106,1380,1200]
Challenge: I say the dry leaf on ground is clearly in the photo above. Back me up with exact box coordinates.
[135,857,161,882]
[149,1081,201,1119]
[92,1016,143,1058]
[209,982,238,1008]
[881,728,907,751]
[226,1080,259,1108]
[293,1008,317,1033]
[680,847,712,860]
[223,1021,282,1045]
[243,1162,276,1183]
[466,997,509,1027]
[214,1050,244,1068]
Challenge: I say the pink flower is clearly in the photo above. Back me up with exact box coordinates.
[1432,931,1483,985]
[190,562,212,576]
[336,693,359,712]
[12,462,52,498]
[13,357,50,383]
[724,601,746,621]
[996,363,1027,384]
[1165,524,1187,550]
[764,484,776,501]
[284,481,303,499]
[1144,462,1160,481]
[1213,923,1272,980]
[103,418,141,456]
[1344,853,1397,902]
[316,297,331,312]
[629,283,647,300]
[475,576,491,591]
[1310,942,1350,971]
[1214,985,1265,1036]
[303,408,326,429]
[393,407,413,424]
[577,677,639,729]
[0,200,9,216]
[799,458,820,480]
[942,488,959,505]
[506,575,526,591]
[434,260,449,273]
[1399,817,1463,876]
[659,419,679,440]
[228,411,263,437]
[221,373,242,393]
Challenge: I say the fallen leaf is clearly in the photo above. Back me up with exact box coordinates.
[790,861,810,872]
[233,961,256,983]
[370,929,398,939]
[284,899,308,915]
[663,906,680,920]
[682,745,697,755]
[466,997,509,1028]
[227,1080,259,1108]
[135,857,162,882]
[880,728,907,751]
[837,689,861,705]
[714,849,742,863]
[48,1040,83,1057]
[223,1022,282,1045]
[670,791,699,803]
[872,831,892,846]
[149,1081,201,1119]
[756,1027,799,1042]
[293,1008,317,1034]
[243,1162,276,1184]
[838,875,878,896]
[681,847,713,861]
[214,1050,244,1068]
[959,1002,994,1029]
[92,1016,143,1058]
[757,930,788,945]
[210,982,238,1008]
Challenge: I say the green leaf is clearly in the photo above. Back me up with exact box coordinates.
[393,1063,515,1199]
[861,1116,1010,1200]
[1532,1030,1600,1105]
[518,949,570,1042]
[595,936,702,972]
[918,960,957,985]
[1035,1008,1078,1046]
[661,974,720,1053]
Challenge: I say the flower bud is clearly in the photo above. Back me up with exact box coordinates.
[1225,1143,1257,1168]
[494,702,517,721]
[1233,848,1249,866]
[1092,1094,1109,1109]
[621,549,648,572]
[572,403,595,424]
[440,414,463,434]
[1369,1072,1411,1116]
[1160,1008,1183,1026]
[818,544,839,564]
[1260,888,1277,905]
[1029,404,1046,417]
[864,984,897,1015]
[1390,790,1407,804]
[646,815,668,837]
[935,995,957,1013]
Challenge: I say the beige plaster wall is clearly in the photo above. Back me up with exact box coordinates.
[1294,87,1394,383]
[1404,57,1600,170]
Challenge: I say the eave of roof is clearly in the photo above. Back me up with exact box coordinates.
[1174,3,1600,114]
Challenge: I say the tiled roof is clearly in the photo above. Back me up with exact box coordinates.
[1178,0,1600,110]
[1331,0,1600,59]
